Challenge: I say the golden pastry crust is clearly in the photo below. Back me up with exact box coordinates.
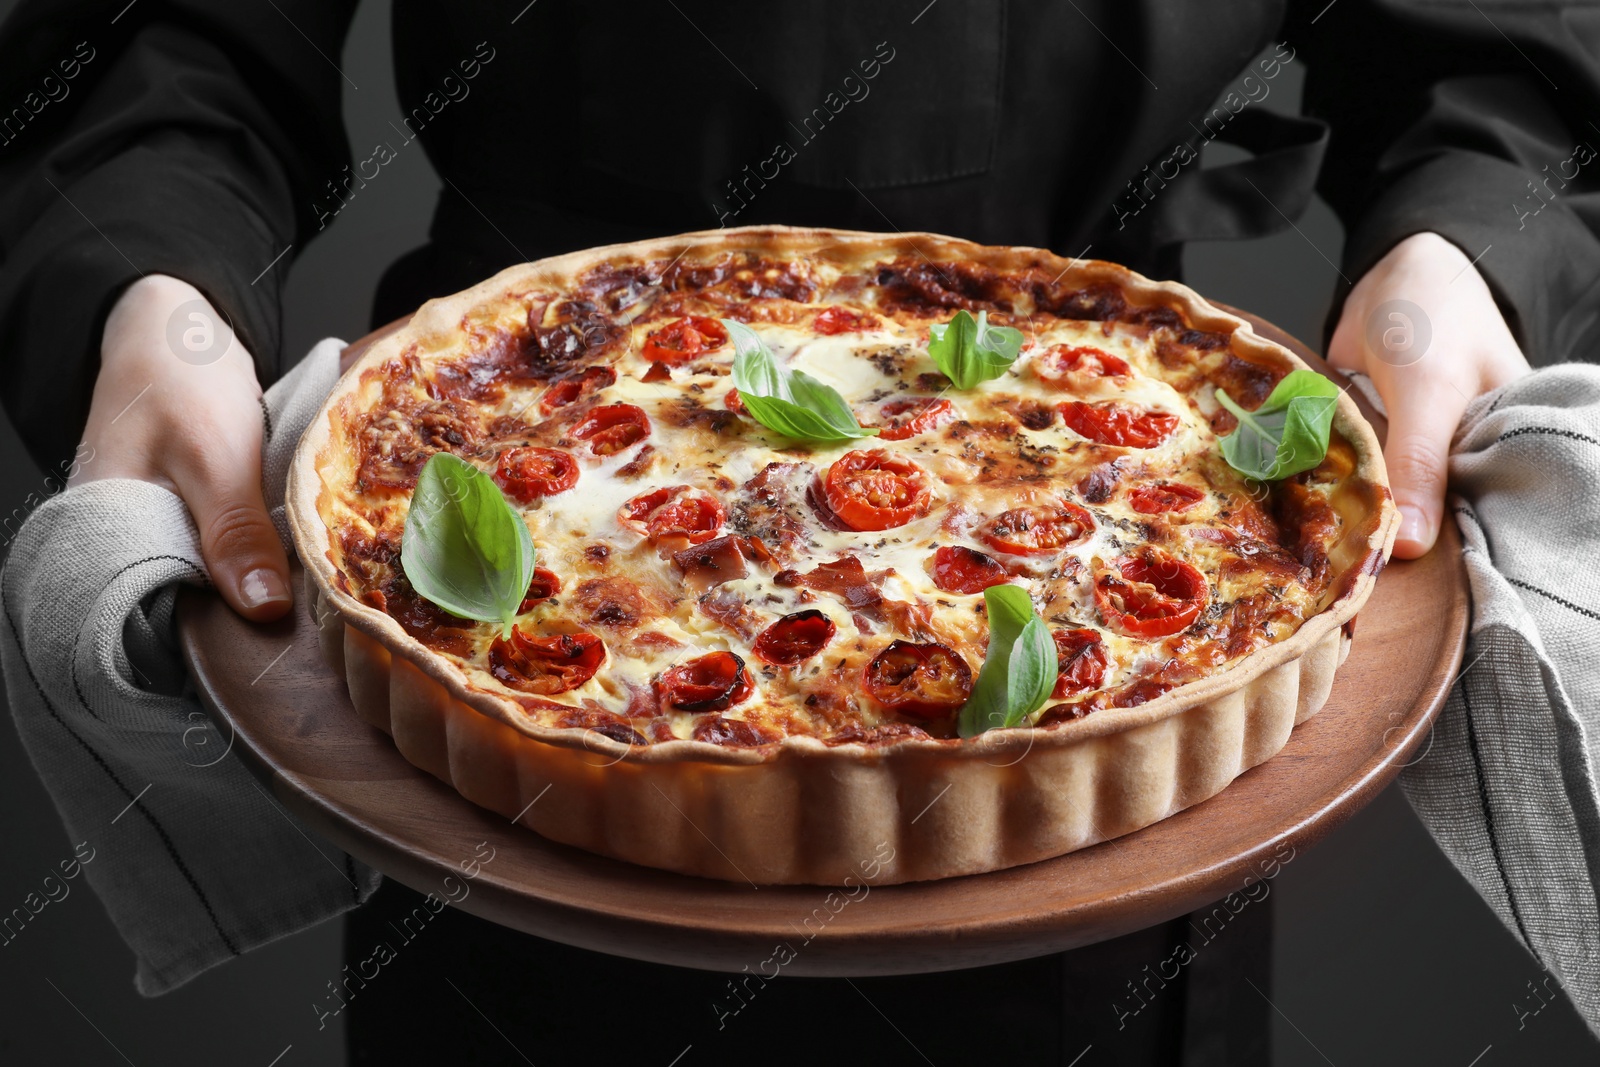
[287,225,1396,884]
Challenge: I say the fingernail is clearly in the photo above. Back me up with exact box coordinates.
[1398,505,1427,546]
[240,567,290,609]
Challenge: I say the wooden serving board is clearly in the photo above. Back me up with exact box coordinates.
[176,309,1466,976]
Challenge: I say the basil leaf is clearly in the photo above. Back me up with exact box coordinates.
[401,452,535,635]
[1215,369,1340,481]
[957,584,1057,738]
[727,319,879,443]
[927,309,1025,390]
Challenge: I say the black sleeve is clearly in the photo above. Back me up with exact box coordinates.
[1289,0,1600,366]
[0,0,356,470]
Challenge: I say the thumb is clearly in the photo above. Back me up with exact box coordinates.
[180,459,293,622]
[1372,370,1470,560]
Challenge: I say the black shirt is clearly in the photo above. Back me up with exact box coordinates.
[2,1,1599,469]
[0,4,1592,1062]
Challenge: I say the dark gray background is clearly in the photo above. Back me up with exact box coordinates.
[0,2,1593,1064]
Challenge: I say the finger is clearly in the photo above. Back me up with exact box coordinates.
[1324,299,1367,373]
[1371,365,1472,560]
[176,451,293,622]
[1478,341,1534,393]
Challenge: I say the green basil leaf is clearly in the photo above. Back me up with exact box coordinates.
[957,584,1057,738]
[401,452,535,635]
[1215,369,1340,481]
[927,309,1026,390]
[726,319,879,443]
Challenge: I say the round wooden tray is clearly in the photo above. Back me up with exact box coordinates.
[177,309,1466,976]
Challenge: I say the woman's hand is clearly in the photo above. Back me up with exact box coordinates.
[1327,232,1531,558]
[72,274,291,621]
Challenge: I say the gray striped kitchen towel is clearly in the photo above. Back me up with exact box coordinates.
[1400,364,1600,1037]
[0,338,379,995]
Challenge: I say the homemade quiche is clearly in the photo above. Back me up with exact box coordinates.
[287,226,1396,885]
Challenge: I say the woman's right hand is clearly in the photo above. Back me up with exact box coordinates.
[71,274,292,621]
[1327,233,1531,558]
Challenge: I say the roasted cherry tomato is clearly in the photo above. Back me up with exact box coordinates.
[649,495,725,545]
[657,651,755,711]
[724,387,747,415]
[488,628,605,695]
[1060,401,1179,449]
[620,487,674,526]
[1031,344,1131,385]
[752,609,837,665]
[539,365,617,415]
[872,397,957,441]
[977,500,1095,555]
[620,485,725,546]
[517,567,562,612]
[822,450,933,532]
[813,306,879,335]
[641,316,729,364]
[494,447,579,501]
[1037,699,1095,726]
[1051,628,1109,698]
[572,403,651,456]
[929,545,1011,595]
[863,640,974,719]
[1093,549,1209,639]
[1127,482,1206,515]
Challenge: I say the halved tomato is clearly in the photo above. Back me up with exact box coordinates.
[752,610,836,665]
[1093,549,1209,638]
[494,447,579,502]
[649,495,724,545]
[620,485,725,546]
[822,450,932,532]
[863,640,973,719]
[1051,628,1109,698]
[488,629,605,695]
[813,306,879,335]
[977,500,1095,555]
[657,651,755,711]
[929,545,1011,595]
[1127,482,1206,515]
[517,567,562,612]
[619,487,674,527]
[1060,401,1179,448]
[1031,344,1130,385]
[872,397,957,441]
[641,316,729,364]
[539,365,617,415]
[571,403,651,456]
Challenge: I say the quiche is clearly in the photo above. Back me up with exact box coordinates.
[287,226,1396,885]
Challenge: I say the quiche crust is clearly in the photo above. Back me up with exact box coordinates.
[287,226,1396,885]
